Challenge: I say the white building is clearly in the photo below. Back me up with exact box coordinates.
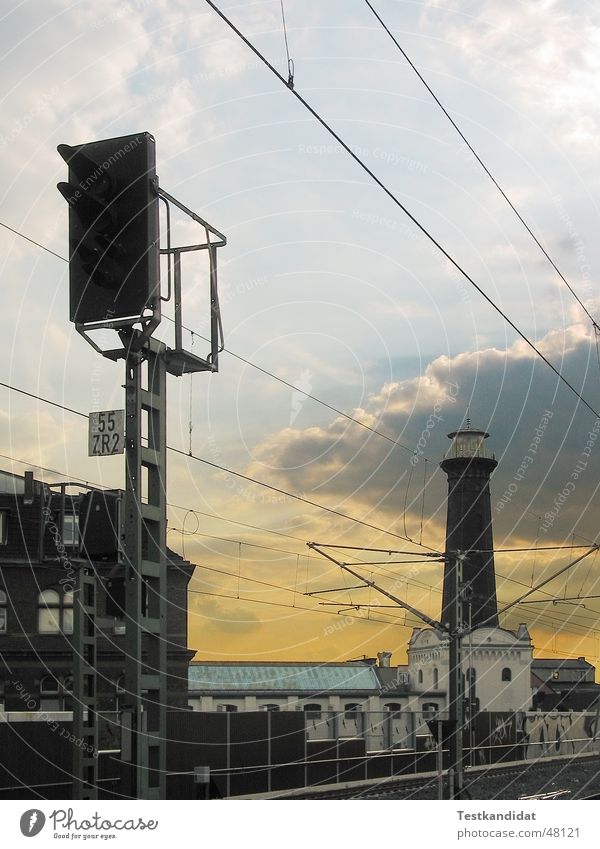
[408,623,534,713]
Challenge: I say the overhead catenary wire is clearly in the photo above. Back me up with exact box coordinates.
[1,381,596,612]
[363,0,599,330]
[0,374,432,549]
[203,0,600,421]
[188,587,416,628]
[3,438,599,637]
[0,219,428,462]
[279,0,294,88]
[0,220,66,262]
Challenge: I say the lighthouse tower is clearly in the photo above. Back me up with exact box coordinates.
[441,422,499,629]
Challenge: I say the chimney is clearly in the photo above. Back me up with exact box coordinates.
[377,651,392,668]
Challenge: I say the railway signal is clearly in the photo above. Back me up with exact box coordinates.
[57,132,159,325]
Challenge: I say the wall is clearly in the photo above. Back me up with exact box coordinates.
[519,711,600,759]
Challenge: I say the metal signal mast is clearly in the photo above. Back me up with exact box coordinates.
[58,131,226,799]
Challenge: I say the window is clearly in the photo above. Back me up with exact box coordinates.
[217,703,238,712]
[62,514,79,546]
[422,702,439,714]
[38,589,73,634]
[418,669,423,684]
[501,667,512,682]
[344,702,361,720]
[0,511,7,545]
[62,675,73,711]
[0,590,7,633]
[433,667,439,689]
[39,676,61,711]
[384,702,402,713]
[39,675,72,711]
[260,703,280,712]
[303,703,322,719]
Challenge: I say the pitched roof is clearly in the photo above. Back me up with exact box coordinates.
[532,658,593,669]
[188,661,381,694]
[531,670,555,695]
[375,667,410,694]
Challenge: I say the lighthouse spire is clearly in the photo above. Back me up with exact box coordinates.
[440,422,499,628]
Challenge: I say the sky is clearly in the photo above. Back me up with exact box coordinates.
[2,0,600,669]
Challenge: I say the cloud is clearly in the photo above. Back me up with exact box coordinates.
[241,320,600,554]
[190,592,262,636]
[421,0,600,146]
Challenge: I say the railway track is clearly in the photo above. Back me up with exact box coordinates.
[279,754,600,800]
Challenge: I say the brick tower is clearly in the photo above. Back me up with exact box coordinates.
[440,422,499,629]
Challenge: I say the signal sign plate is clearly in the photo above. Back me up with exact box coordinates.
[88,410,125,456]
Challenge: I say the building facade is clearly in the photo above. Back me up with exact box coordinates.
[531,657,600,711]
[408,624,534,714]
[0,470,194,713]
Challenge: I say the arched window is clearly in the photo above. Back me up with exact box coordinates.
[384,702,402,713]
[501,667,512,682]
[260,703,280,712]
[433,667,439,689]
[344,702,361,719]
[422,702,439,715]
[38,589,73,634]
[303,703,322,719]
[217,703,238,712]
[38,590,60,632]
[0,589,7,633]
[418,669,423,684]
[39,676,61,710]
[39,675,72,711]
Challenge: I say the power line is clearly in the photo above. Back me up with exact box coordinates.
[0,219,428,462]
[169,525,325,563]
[169,444,436,549]
[193,560,302,596]
[279,0,294,88]
[0,379,434,548]
[6,416,595,625]
[0,448,326,552]
[167,502,322,546]
[0,220,66,263]
[0,380,83,418]
[363,0,598,329]
[2,444,598,637]
[181,322,421,457]
[203,0,600,421]
[3,383,600,624]
[188,586,418,628]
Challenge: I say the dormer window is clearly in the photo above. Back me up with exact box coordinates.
[62,514,79,546]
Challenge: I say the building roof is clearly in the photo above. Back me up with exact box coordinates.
[375,666,410,695]
[531,671,555,695]
[532,658,593,669]
[188,661,381,694]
